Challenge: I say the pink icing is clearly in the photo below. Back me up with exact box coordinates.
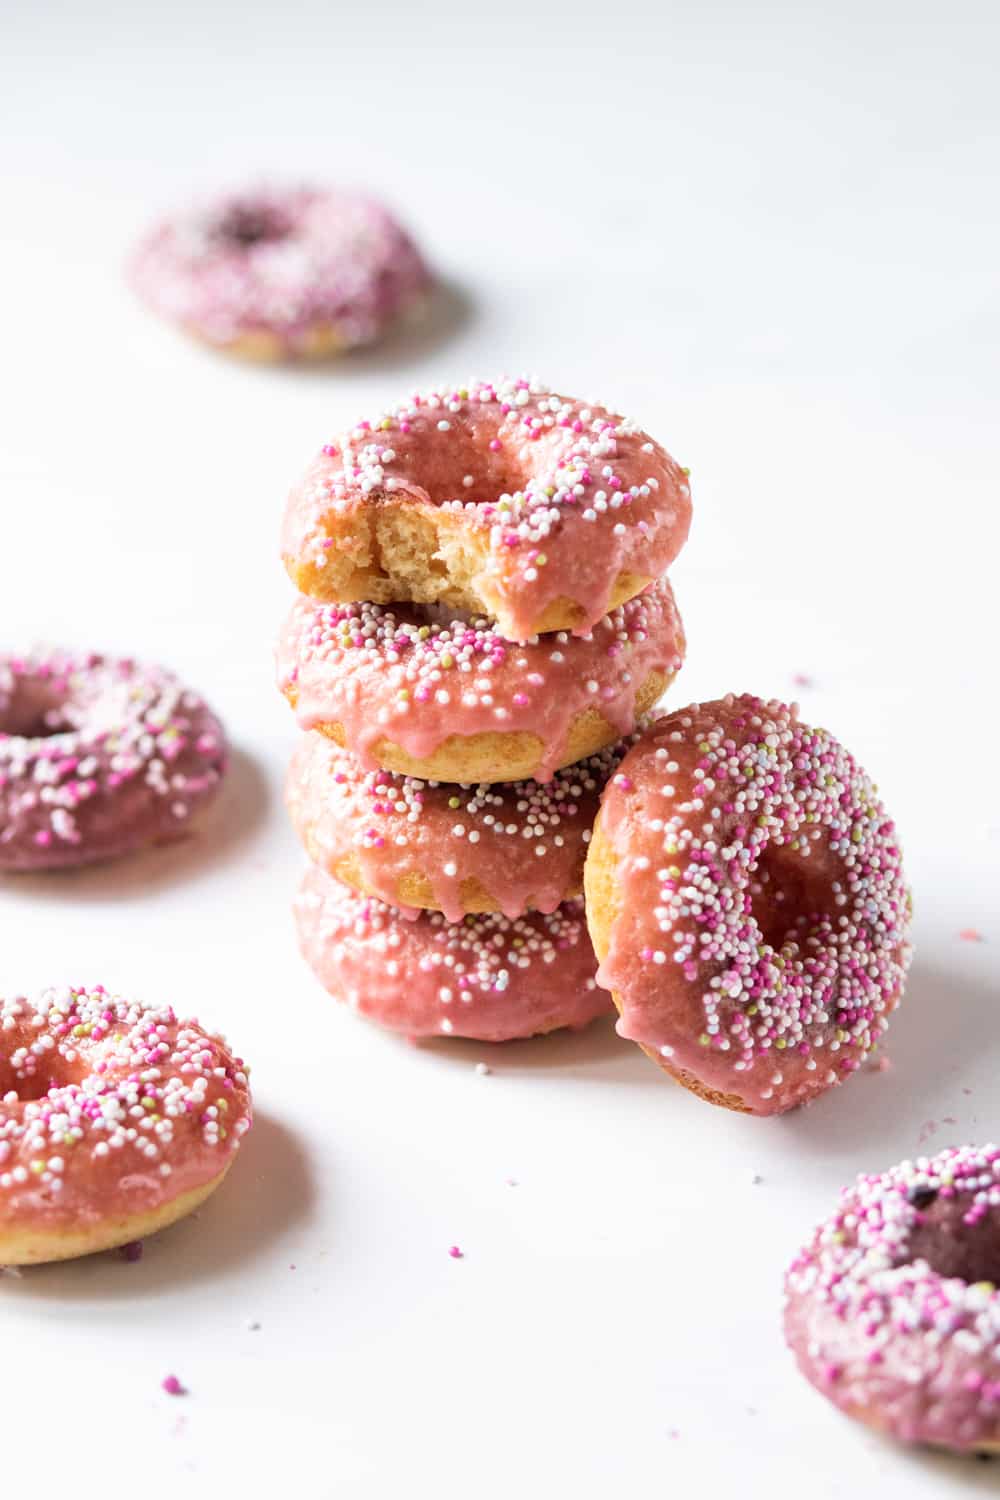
[130,185,430,353]
[785,1145,1000,1451]
[595,694,911,1115]
[281,377,692,641]
[276,578,685,782]
[0,985,251,1233]
[286,731,639,923]
[294,865,611,1041]
[0,650,227,871]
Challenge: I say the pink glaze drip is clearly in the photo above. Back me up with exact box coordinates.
[294,865,611,1042]
[596,694,911,1115]
[130,185,430,353]
[281,376,692,641]
[0,985,251,1232]
[286,731,641,923]
[0,649,228,871]
[785,1145,1000,1451]
[276,579,685,783]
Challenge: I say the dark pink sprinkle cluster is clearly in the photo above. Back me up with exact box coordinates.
[0,649,226,868]
[786,1146,1000,1447]
[131,185,430,351]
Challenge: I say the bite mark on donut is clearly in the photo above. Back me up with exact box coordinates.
[282,378,692,639]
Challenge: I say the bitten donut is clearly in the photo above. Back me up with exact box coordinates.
[0,985,251,1264]
[130,185,430,361]
[281,377,692,642]
[0,650,227,871]
[286,731,637,922]
[276,578,685,783]
[294,865,610,1041]
[584,695,911,1115]
[785,1145,1000,1452]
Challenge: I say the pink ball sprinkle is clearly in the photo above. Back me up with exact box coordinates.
[161,1375,186,1396]
[448,1245,463,1259]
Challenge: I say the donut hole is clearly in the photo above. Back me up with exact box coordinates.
[0,674,73,739]
[215,202,291,249]
[749,850,832,953]
[905,1194,1000,1285]
[390,421,525,509]
[0,1055,79,1103]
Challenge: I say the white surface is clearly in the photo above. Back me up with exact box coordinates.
[2,2,999,1495]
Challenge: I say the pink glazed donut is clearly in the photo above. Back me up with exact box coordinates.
[276,577,685,784]
[294,864,611,1041]
[0,650,227,871]
[584,694,912,1115]
[130,185,430,361]
[286,730,637,922]
[0,984,252,1264]
[785,1145,1000,1452]
[281,376,692,642]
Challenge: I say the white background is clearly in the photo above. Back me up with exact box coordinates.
[2,2,999,1495]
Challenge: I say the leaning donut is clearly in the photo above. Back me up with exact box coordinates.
[294,865,610,1041]
[130,184,430,360]
[281,377,692,642]
[785,1144,1000,1452]
[0,649,227,871]
[584,694,911,1115]
[0,985,251,1264]
[276,578,685,784]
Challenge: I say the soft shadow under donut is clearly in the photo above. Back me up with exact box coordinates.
[2,1113,313,1300]
[0,746,271,903]
[409,1012,658,1085]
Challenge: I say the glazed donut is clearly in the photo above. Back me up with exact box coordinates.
[294,864,610,1041]
[286,730,638,923]
[0,650,227,872]
[0,985,251,1264]
[130,185,430,361]
[785,1145,1000,1452]
[276,578,685,784]
[584,694,911,1115]
[281,377,692,642]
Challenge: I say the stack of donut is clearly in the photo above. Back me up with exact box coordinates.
[276,376,692,1042]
